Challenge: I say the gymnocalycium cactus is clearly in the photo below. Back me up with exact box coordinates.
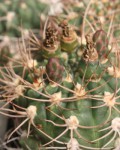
[1,1,120,150]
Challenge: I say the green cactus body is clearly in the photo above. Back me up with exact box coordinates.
[1,2,120,150]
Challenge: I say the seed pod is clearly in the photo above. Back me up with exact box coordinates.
[46,58,64,83]
[93,29,109,59]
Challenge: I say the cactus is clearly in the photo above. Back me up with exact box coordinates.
[1,1,120,150]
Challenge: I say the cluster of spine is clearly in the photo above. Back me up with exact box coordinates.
[0,1,120,150]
